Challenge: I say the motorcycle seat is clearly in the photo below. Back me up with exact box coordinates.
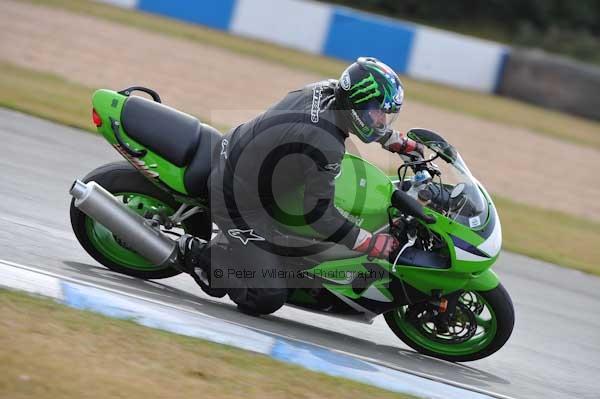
[121,96,221,198]
[184,123,221,197]
[122,96,203,167]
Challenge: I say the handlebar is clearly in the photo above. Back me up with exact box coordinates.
[391,190,436,224]
[397,153,440,180]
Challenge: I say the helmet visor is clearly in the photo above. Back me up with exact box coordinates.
[355,107,400,142]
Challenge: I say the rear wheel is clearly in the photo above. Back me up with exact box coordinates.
[384,284,514,362]
[70,161,210,279]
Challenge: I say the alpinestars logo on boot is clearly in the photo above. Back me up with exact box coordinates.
[227,229,265,245]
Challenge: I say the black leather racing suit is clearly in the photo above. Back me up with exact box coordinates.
[210,79,363,247]
[206,79,361,313]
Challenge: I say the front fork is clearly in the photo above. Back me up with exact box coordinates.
[422,290,463,333]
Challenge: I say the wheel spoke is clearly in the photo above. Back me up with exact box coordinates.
[475,315,492,330]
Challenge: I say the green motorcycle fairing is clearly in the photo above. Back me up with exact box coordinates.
[296,159,501,310]
[92,88,501,317]
[273,153,394,236]
[302,153,502,312]
[92,89,192,197]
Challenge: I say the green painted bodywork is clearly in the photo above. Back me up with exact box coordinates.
[275,153,394,236]
[463,269,500,292]
[308,247,498,298]
[91,90,190,196]
[334,153,395,230]
[91,88,502,323]
[87,86,507,358]
[301,156,500,297]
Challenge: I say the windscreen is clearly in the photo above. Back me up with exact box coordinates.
[406,145,489,229]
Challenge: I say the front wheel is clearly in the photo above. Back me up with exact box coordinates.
[384,284,514,362]
[70,161,210,279]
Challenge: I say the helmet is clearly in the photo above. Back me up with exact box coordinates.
[335,57,404,143]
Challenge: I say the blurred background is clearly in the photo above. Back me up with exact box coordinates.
[322,0,600,120]
[1,2,600,398]
[0,0,599,273]
[326,0,600,66]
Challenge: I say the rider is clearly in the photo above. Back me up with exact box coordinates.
[180,57,423,315]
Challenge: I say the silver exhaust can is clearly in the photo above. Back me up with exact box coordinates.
[70,180,178,267]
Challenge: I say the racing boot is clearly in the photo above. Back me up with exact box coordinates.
[178,234,226,298]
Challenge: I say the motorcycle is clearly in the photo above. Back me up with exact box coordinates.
[70,87,514,362]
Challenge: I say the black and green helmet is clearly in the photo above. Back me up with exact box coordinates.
[335,57,404,143]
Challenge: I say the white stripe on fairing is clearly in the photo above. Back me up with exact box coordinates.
[361,284,392,302]
[0,264,63,300]
[455,247,490,263]
[478,211,502,258]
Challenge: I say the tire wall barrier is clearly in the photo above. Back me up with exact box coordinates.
[98,0,599,119]
[98,0,506,93]
[498,49,600,120]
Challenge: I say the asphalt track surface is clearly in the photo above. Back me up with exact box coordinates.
[1,108,598,398]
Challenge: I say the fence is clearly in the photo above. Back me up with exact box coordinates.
[100,0,600,120]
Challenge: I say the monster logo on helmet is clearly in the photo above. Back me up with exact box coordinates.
[336,57,404,143]
[349,74,381,104]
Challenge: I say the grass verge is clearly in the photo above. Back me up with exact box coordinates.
[0,62,94,132]
[494,195,600,275]
[22,0,600,150]
[1,61,598,276]
[0,288,409,399]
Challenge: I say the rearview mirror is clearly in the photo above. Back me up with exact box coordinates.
[407,128,457,163]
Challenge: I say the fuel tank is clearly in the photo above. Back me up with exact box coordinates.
[276,153,394,236]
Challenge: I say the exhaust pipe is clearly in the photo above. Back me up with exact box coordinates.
[70,180,178,267]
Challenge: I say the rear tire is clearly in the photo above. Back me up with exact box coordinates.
[70,161,210,279]
[384,284,514,362]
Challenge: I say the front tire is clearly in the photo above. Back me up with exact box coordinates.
[384,284,514,362]
[70,161,210,279]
